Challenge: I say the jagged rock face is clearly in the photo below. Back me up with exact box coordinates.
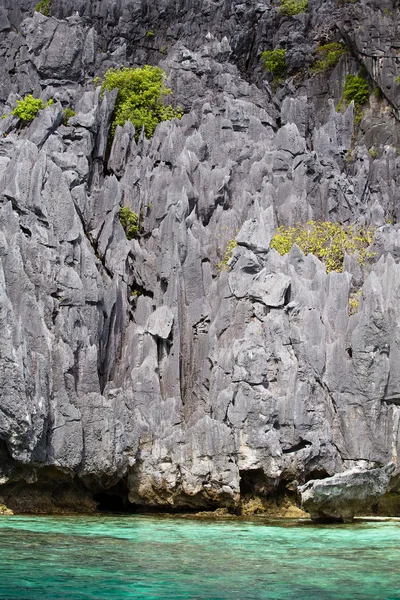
[1,0,400,513]
[298,463,396,522]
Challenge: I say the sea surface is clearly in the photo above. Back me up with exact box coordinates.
[0,514,399,599]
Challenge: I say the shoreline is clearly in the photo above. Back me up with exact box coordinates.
[2,509,400,524]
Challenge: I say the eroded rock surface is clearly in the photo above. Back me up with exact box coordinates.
[1,0,400,514]
[299,463,396,522]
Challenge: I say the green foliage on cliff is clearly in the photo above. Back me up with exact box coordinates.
[349,290,361,315]
[342,74,370,108]
[11,95,53,123]
[311,43,347,73]
[119,207,139,240]
[278,0,308,16]
[62,107,76,125]
[100,65,183,140]
[337,73,370,123]
[270,221,374,273]
[35,0,51,16]
[217,239,237,271]
[261,49,287,79]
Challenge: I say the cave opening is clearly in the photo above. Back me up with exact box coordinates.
[239,468,269,496]
[305,469,330,482]
[93,482,136,513]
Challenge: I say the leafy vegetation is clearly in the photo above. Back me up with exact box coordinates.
[278,0,308,16]
[349,290,361,315]
[261,48,287,80]
[119,207,139,240]
[337,73,369,123]
[311,43,347,73]
[337,73,370,123]
[342,74,370,108]
[345,149,353,164]
[11,95,53,123]
[35,0,51,16]
[218,239,237,271]
[62,107,76,125]
[99,65,183,140]
[270,221,375,273]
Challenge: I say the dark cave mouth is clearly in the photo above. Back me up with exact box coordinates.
[93,491,137,513]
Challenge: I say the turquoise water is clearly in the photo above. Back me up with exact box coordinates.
[0,515,399,599]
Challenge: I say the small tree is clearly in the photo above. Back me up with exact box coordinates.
[261,49,287,80]
[119,207,139,240]
[99,65,183,140]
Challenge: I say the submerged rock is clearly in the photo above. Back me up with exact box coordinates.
[298,463,396,523]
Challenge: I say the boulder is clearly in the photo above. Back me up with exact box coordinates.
[298,463,396,522]
[146,306,174,340]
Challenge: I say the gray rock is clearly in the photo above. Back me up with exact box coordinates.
[299,463,396,522]
[0,0,400,514]
[146,306,174,340]
[248,272,291,308]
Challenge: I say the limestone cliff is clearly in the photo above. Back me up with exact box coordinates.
[1,0,400,514]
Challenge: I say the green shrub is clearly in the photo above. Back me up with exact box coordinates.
[62,107,76,125]
[99,65,183,140]
[119,207,139,240]
[11,95,53,123]
[337,73,369,122]
[349,290,361,315]
[261,48,287,79]
[270,221,374,273]
[340,74,369,109]
[278,0,308,16]
[35,0,51,16]
[311,43,347,73]
[217,239,237,271]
